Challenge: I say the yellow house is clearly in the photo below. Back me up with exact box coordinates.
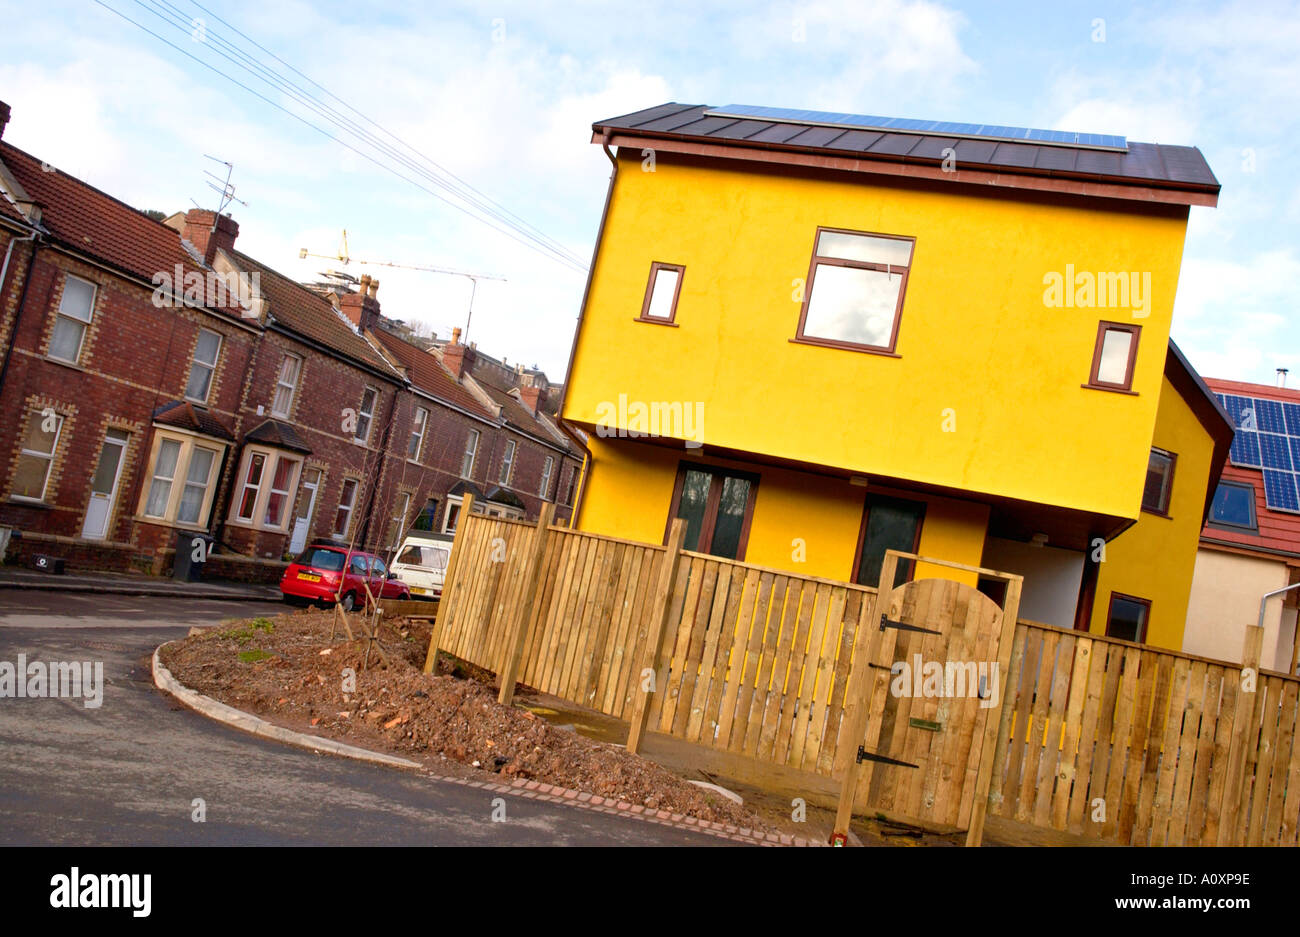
[559,103,1232,651]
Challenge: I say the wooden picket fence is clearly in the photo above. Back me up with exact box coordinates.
[425,506,1300,845]
[988,620,1300,846]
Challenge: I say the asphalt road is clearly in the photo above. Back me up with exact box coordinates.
[0,588,727,846]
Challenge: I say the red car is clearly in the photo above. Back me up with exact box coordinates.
[280,544,411,610]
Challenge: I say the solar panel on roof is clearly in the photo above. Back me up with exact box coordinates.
[1220,393,1300,512]
[702,104,1129,152]
[1263,470,1300,513]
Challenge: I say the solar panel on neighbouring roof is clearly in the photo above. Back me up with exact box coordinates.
[1263,470,1300,513]
[1259,433,1293,471]
[1231,431,1262,468]
[1219,392,1300,513]
[702,104,1129,152]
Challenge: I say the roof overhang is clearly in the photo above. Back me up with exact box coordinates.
[1165,340,1235,524]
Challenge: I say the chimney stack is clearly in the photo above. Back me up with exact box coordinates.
[339,274,382,332]
[1278,368,1289,388]
[442,326,475,379]
[0,101,10,141]
[181,208,239,266]
[518,384,544,415]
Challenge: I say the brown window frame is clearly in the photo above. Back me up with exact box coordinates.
[635,261,685,326]
[1086,321,1141,394]
[850,493,927,588]
[664,461,760,560]
[1105,592,1151,644]
[792,226,915,357]
[1141,447,1177,517]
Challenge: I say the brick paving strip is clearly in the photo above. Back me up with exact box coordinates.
[152,642,816,847]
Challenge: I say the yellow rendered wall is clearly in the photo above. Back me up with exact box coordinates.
[1089,376,1215,650]
[578,437,989,586]
[564,150,1192,524]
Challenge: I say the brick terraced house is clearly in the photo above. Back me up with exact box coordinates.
[0,101,581,581]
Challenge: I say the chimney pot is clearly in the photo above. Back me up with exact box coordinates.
[451,327,462,345]
[0,101,10,141]
[1278,368,1289,388]
[180,208,239,266]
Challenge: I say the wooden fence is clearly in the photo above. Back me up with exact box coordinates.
[425,505,1300,845]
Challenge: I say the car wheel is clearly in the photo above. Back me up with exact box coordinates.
[282,594,304,607]
[340,592,357,612]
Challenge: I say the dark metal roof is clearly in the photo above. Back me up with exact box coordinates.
[244,419,312,454]
[593,104,1220,197]
[484,485,525,509]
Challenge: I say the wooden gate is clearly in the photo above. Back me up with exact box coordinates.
[833,551,1022,846]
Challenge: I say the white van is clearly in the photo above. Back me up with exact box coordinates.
[390,532,453,599]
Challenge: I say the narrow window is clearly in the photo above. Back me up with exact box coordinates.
[237,453,266,521]
[666,463,759,560]
[1088,322,1141,392]
[185,329,222,403]
[540,455,554,497]
[144,438,183,517]
[444,496,463,534]
[1141,448,1176,515]
[796,228,914,354]
[271,354,302,418]
[637,262,685,324]
[499,439,516,484]
[853,494,925,589]
[262,456,298,528]
[48,275,96,364]
[1208,481,1257,531]
[355,387,378,444]
[412,497,439,532]
[176,447,217,524]
[1106,593,1150,643]
[387,491,411,547]
[461,429,479,478]
[334,478,359,537]
[12,410,63,501]
[408,407,429,461]
[562,466,577,506]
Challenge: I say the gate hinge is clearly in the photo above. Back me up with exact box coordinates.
[856,745,919,769]
[879,613,942,636]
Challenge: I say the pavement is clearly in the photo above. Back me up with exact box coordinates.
[0,589,735,845]
[0,565,280,601]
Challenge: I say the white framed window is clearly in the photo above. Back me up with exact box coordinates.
[461,428,479,478]
[231,448,302,530]
[499,439,516,484]
[185,329,222,403]
[540,455,554,498]
[48,275,96,364]
[408,406,429,461]
[334,478,359,537]
[271,353,302,418]
[138,430,226,527]
[387,490,411,548]
[12,410,64,502]
[355,386,378,444]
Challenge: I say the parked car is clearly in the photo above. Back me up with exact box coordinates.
[280,543,411,610]
[389,532,453,600]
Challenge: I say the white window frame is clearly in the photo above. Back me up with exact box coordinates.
[387,490,412,548]
[48,274,96,365]
[12,409,64,502]
[334,477,360,538]
[499,439,516,485]
[461,428,479,479]
[229,447,303,532]
[184,328,222,403]
[539,455,554,498]
[355,386,378,445]
[271,353,302,418]
[408,406,429,462]
[136,429,226,529]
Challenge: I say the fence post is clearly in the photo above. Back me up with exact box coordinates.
[422,494,474,674]
[497,502,555,706]
[625,518,687,755]
[1219,624,1264,844]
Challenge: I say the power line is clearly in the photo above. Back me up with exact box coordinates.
[93,0,588,274]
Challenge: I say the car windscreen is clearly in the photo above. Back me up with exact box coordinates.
[296,547,345,571]
[395,546,448,570]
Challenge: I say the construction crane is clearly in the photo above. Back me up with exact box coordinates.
[299,230,506,341]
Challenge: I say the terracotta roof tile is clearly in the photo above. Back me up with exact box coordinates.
[371,328,494,420]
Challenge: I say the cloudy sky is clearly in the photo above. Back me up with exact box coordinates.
[0,0,1296,382]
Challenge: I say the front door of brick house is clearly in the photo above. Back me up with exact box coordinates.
[81,429,129,540]
[288,468,321,555]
